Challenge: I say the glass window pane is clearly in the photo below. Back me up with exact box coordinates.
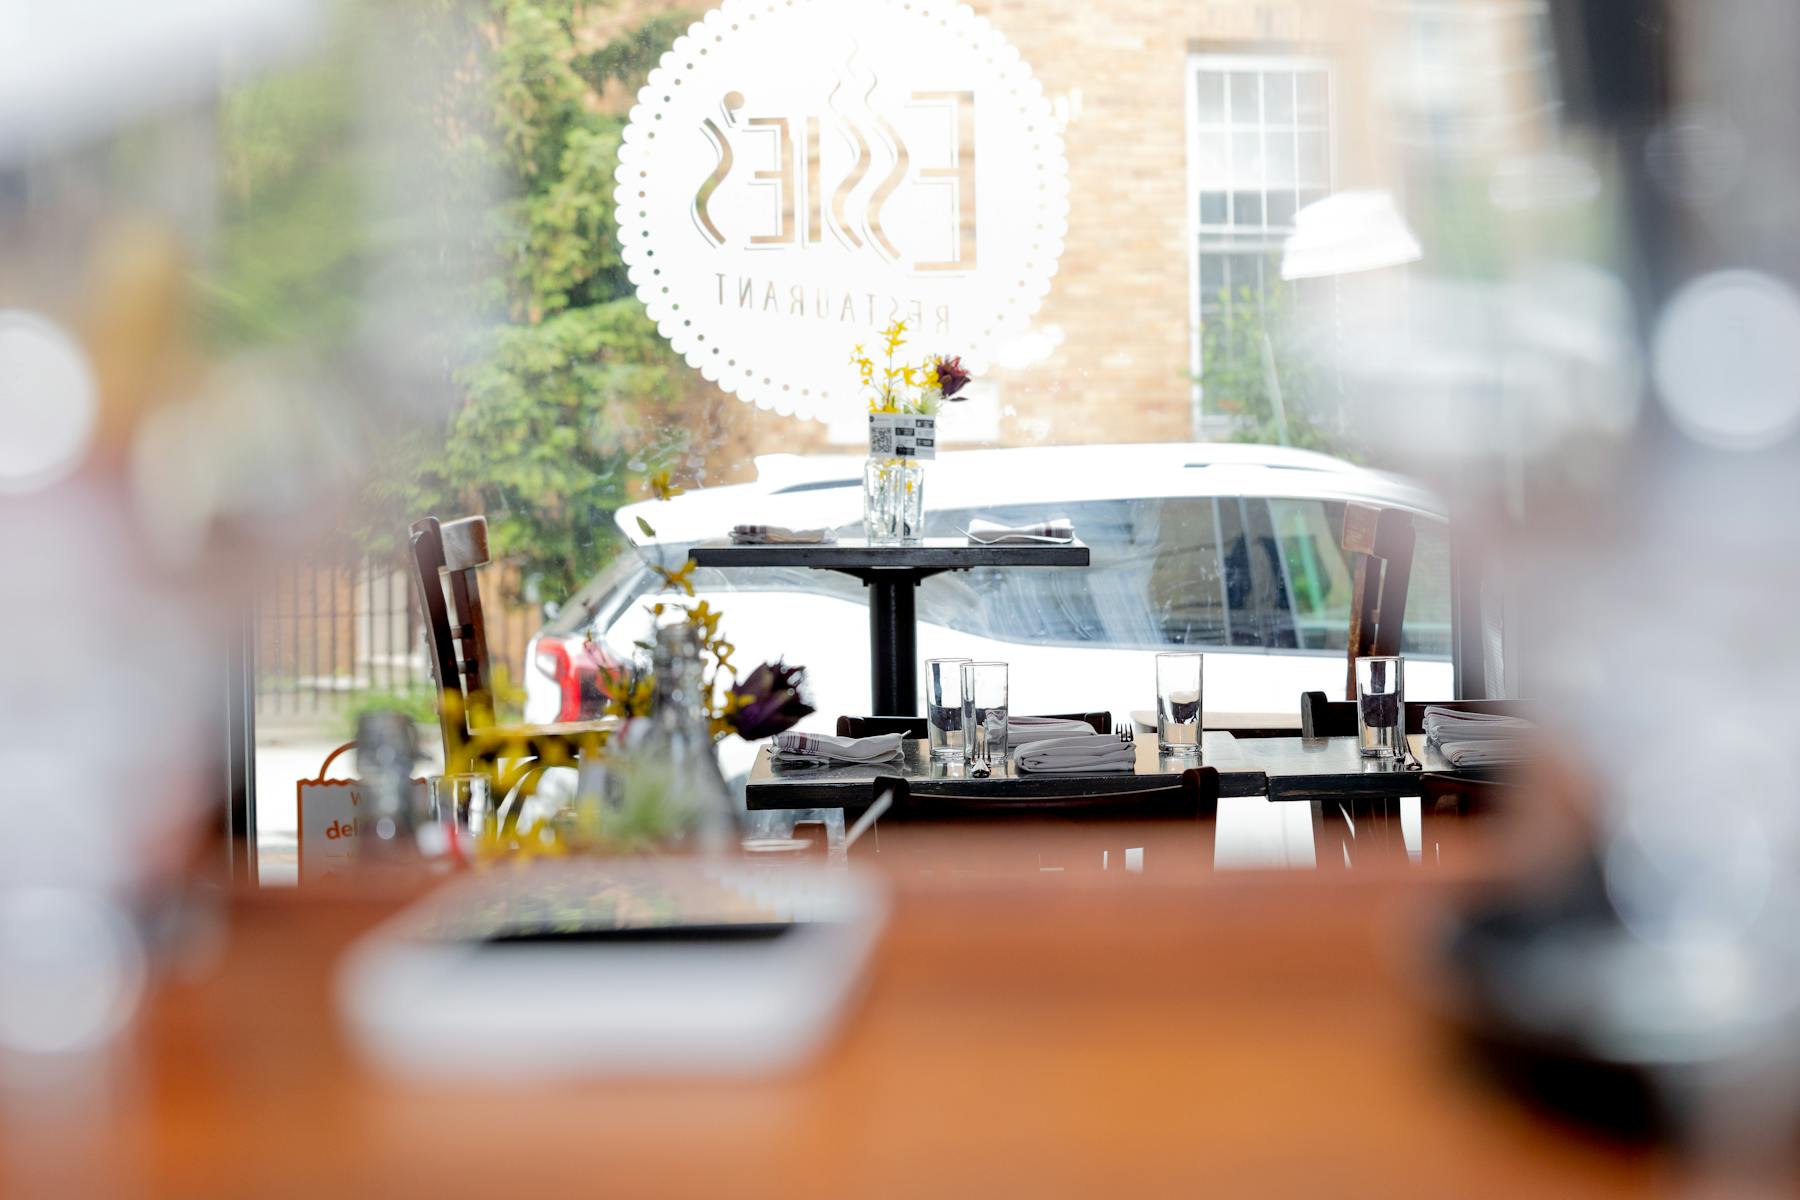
[1265,130,1297,187]
[1193,130,1227,182]
[1268,499,1354,651]
[1199,190,1228,225]
[1402,519,1454,660]
[1232,192,1263,227]
[1229,72,1261,124]
[1265,71,1295,123]
[1231,131,1263,184]
[1266,189,1298,230]
[1195,70,1227,124]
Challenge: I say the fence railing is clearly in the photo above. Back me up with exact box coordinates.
[254,553,540,722]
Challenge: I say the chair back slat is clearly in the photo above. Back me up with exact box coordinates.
[873,767,1218,823]
[1341,503,1415,700]
[408,514,499,769]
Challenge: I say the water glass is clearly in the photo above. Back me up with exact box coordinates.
[1356,655,1405,758]
[1155,652,1203,755]
[425,773,493,855]
[925,657,972,760]
[959,661,1009,770]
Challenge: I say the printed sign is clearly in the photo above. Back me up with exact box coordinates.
[614,0,1068,421]
[869,412,936,459]
[297,757,428,885]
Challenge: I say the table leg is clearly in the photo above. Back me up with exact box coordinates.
[866,573,918,714]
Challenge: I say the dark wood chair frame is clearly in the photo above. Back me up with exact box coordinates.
[1298,692,1525,739]
[1341,503,1416,701]
[408,515,610,799]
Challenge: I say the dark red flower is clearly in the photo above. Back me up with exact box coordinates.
[728,660,815,740]
[932,355,971,399]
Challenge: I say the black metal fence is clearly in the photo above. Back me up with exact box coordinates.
[254,554,539,722]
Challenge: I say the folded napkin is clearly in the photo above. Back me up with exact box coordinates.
[1014,733,1137,774]
[1421,707,1534,740]
[1438,741,1533,768]
[730,524,836,545]
[771,730,901,765]
[1007,715,1097,745]
[966,517,1074,545]
[1423,707,1536,768]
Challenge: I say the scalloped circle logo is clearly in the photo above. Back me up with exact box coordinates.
[615,0,1069,420]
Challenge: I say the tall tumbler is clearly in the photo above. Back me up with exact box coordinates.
[1356,655,1405,758]
[925,657,972,760]
[960,662,1009,771]
[1155,652,1203,755]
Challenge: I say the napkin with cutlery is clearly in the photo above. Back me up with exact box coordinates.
[1422,707,1535,768]
[1007,715,1098,744]
[1014,733,1137,774]
[730,525,836,545]
[966,517,1075,545]
[771,730,902,765]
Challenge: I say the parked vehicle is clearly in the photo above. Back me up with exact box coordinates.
[525,444,1454,780]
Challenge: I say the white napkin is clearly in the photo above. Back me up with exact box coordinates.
[771,730,902,765]
[1014,733,1137,774]
[1423,707,1535,768]
[966,517,1074,545]
[731,525,836,545]
[1007,716,1097,745]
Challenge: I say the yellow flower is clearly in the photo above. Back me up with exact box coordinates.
[647,468,684,501]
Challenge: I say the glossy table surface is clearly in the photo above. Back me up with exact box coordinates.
[0,841,1666,1198]
[747,732,1462,809]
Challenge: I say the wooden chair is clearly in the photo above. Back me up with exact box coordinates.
[1299,692,1524,739]
[836,712,1112,738]
[1341,503,1416,700]
[408,515,612,792]
[861,768,1221,871]
[1418,772,1517,819]
[872,766,1217,822]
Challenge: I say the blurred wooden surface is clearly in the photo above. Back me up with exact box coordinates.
[0,840,1664,1198]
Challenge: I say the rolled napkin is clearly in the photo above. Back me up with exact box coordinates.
[967,517,1074,545]
[1014,733,1137,774]
[1007,715,1097,745]
[771,730,902,765]
[730,524,836,545]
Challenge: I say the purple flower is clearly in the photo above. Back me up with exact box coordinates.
[932,355,971,399]
[728,660,815,740]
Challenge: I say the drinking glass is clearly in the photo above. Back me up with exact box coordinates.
[925,657,972,760]
[425,773,492,855]
[1155,652,1203,755]
[1356,655,1405,758]
[959,661,1009,771]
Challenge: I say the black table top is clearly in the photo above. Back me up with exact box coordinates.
[744,733,1462,810]
[689,537,1090,571]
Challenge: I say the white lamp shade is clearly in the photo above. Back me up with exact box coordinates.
[1280,190,1423,281]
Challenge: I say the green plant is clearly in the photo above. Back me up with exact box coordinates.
[1199,276,1345,456]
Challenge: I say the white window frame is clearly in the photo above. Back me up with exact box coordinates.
[1183,52,1336,437]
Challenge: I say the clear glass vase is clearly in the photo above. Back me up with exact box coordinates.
[578,621,735,856]
[863,457,925,545]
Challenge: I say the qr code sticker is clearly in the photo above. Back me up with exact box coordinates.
[869,419,895,455]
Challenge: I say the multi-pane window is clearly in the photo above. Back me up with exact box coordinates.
[1186,55,1334,415]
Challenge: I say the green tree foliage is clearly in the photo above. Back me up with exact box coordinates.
[208,0,696,604]
[1199,276,1344,456]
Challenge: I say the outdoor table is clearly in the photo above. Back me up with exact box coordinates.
[745,732,1466,811]
[687,537,1089,716]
